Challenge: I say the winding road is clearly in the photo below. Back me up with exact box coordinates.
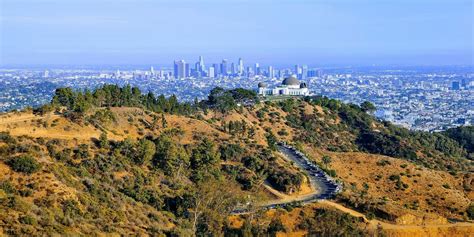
[262,143,341,207]
[233,143,341,213]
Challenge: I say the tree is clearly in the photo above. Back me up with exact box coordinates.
[360,101,376,113]
[190,138,220,170]
[161,114,168,128]
[134,138,156,165]
[154,136,189,176]
[322,155,332,168]
[99,132,109,149]
[467,204,474,219]
[189,180,242,236]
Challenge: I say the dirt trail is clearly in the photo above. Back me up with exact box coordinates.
[319,200,474,233]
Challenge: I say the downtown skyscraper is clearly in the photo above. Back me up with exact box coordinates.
[238,58,244,76]
[174,60,188,79]
[220,59,228,76]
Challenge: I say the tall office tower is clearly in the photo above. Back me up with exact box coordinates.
[254,63,260,76]
[268,66,274,79]
[209,66,215,78]
[220,59,228,76]
[230,63,235,76]
[198,56,205,73]
[174,60,187,79]
[294,65,301,78]
[150,66,155,75]
[174,61,179,78]
[238,58,244,75]
[43,70,49,78]
[185,63,190,78]
[212,63,219,77]
[194,62,199,72]
[301,65,308,79]
[159,70,165,79]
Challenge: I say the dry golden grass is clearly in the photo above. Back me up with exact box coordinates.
[303,145,473,222]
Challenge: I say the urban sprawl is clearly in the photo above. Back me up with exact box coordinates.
[0,57,473,132]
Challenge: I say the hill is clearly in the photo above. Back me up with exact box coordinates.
[0,85,472,236]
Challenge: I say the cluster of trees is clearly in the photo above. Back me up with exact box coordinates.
[44,85,258,120]
[221,120,249,136]
[443,126,474,159]
[202,87,258,113]
[49,85,195,116]
[241,150,303,194]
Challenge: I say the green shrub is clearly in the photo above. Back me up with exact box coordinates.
[467,204,474,219]
[19,215,37,225]
[388,174,400,181]
[0,180,16,194]
[7,155,41,174]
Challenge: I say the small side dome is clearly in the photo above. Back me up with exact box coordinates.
[300,82,307,88]
[258,82,267,88]
[282,76,300,86]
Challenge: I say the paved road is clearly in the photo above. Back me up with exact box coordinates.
[233,143,341,213]
[273,144,341,203]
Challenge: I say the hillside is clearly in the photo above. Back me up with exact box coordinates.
[0,85,472,236]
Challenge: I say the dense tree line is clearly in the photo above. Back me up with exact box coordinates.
[443,126,474,159]
[49,84,194,115]
[201,87,258,113]
[45,84,258,117]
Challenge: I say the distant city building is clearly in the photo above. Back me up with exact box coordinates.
[209,66,215,78]
[212,63,219,76]
[174,60,187,79]
[268,66,274,79]
[257,75,310,96]
[254,63,260,76]
[238,58,244,75]
[230,62,235,75]
[308,69,323,78]
[246,66,253,77]
[220,59,228,76]
[301,65,308,79]
[461,79,467,89]
[451,81,460,90]
[294,65,301,77]
[198,56,205,73]
[185,63,190,78]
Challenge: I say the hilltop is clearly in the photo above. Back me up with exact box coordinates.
[0,85,472,236]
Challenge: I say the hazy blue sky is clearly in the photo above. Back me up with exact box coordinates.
[1,0,472,66]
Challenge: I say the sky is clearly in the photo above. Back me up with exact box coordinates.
[0,0,472,67]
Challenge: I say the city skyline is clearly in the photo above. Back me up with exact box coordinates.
[1,0,472,66]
